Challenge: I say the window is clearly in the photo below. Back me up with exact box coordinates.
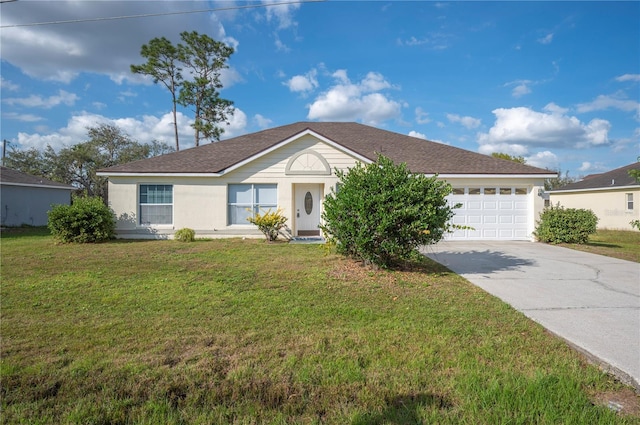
[627,193,634,211]
[139,184,173,225]
[500,187,512,195]
[484,187,496,195]
[452,188,465,195]
[228,184,277,225]
[515,188,528,195]
[468,188,481,195]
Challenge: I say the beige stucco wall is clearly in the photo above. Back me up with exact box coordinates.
[106,134,549,239]
[550,188,640,231]
[107,135,358,239]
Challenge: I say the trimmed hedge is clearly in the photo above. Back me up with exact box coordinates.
[534,205,598,244]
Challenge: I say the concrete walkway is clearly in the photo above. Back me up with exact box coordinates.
[422,241,640,391]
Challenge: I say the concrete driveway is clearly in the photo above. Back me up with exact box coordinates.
[422,241,640,391]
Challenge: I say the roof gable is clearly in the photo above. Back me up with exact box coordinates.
[98,122,555,176]
[550,163,640,192]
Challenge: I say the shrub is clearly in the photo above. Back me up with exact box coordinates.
[631,220,640,231]
[47,196,115,243]
[320,155,457,268]
[174,228,196,242]
[533,205,598,244]
[247,208,288,242]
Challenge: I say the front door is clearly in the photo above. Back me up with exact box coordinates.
[295,184,321,236]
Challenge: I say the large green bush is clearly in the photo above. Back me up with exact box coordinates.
[48,196,115,243]
[321,155,456,268]
[534,205,598,244]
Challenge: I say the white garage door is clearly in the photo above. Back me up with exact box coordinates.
[446,187,530,240]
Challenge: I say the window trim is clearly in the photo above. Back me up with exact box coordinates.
[227,183,278,226]
[626,193,634,211]
[138,184,173,226]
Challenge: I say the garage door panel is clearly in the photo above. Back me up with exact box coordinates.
[499,201,514,209]
[468,216,482,224]
[452,216,467,225]
[499,229,514,238]
[482,229,497,238]
[483,201,497,209]
[499,215,514,224]
[483,215,497,224]
[468,201,482,210]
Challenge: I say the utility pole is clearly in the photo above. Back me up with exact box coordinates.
[2,139,7,166]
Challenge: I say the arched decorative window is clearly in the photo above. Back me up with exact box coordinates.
[285,149,331,175]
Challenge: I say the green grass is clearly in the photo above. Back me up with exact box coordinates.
[2,228,639,424]
[559,229,640,263]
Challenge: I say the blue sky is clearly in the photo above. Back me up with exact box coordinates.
[1,1,638,176]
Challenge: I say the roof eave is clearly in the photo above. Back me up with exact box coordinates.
[96,172,224,178]
[433,173,557,179]
[0,181,75,190]
[549,184,640,194]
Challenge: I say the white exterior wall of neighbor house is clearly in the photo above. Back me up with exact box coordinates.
[0,184,72,227]
[550,188,640,230]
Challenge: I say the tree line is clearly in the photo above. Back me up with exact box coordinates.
[5,124,173,202]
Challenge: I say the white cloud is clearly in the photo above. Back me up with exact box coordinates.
[253,114,273,129]
[221,108,248,138]
[538,33,554,44]
[615,74,640,82]
[284,69,318,94]
[415,107,430,124]
[543,102,569,114]
[525,151,558,169]
[577,161,606,173]
[3,90,79,109]
[11,107,248,151]
[477,107,611,152]
[576,94,640,119]
[477,142,528,156]
[307,70,402,125]
[408,130,427,140]
[505,79,533,98]
[262,0,300,30]
[1,77,19,91]
[512,82,531,98]
[447,113,481,129]
[0,1,238,85]
[2,112,44,122]
[396,32,451,50]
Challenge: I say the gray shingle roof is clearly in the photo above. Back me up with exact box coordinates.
[99,122,555,176]
[550,163,640,192]
[0,166,74,189]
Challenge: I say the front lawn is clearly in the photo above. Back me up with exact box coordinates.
[1,229,638,424]
[560,229,640,263]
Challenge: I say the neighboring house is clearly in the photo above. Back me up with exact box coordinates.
[549,162,640,231]
[0,166,74,227]
[97,122,556,241]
